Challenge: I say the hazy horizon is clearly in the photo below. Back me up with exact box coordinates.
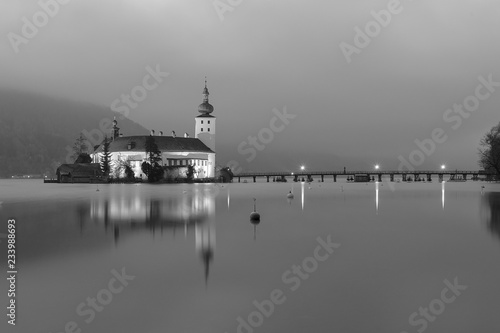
[2,0,500,172]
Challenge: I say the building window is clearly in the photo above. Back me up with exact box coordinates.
[201,128,203,132]
[201,120,204,124]
[208,120,210,124]
[208,128,210,132]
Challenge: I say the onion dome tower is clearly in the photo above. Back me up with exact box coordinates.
[198,80,214,115]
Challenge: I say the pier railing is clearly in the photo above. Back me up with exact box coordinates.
[232,170,494,183]
[235,170,489,177]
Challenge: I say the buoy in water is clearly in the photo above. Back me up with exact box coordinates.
[250,198,260,221]
[287,191,294,199]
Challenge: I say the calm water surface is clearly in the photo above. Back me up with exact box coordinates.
[1,179,499,333]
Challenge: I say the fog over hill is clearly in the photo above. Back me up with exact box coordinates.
[0,90,148,177]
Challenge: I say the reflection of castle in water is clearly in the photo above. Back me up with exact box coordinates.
[90,188,216,283]
[481,192,500,240]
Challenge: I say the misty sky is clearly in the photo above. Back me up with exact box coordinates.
[1,0,500,172]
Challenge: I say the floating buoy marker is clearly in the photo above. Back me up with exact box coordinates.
[287,190,294,199]
[250,198,260,221]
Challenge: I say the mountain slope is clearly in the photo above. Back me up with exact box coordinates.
[0,90,149,177]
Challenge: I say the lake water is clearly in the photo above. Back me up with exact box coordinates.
[1,179,500,333]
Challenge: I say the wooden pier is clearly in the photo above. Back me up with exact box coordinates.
[234,170,493,183]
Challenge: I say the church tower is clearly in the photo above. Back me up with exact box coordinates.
[195,79,216,153]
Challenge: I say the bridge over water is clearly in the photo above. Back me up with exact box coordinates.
[234,170,492,183]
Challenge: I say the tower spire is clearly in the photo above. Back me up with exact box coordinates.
[112,116,120,141]
[203,77,209,103]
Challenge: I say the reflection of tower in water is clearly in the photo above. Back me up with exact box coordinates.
[90,187,217,284]
[195,193,216,284]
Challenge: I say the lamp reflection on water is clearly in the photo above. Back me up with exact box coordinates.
[301,181,305,211]
[90,186,216,284]
[442,181,446,210]
[375,181,379,213]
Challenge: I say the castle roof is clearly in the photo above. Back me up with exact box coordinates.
[105,136,214,153]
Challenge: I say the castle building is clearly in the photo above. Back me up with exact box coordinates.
[92,81,216,179]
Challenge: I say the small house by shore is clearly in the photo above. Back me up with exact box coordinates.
[56,163,103,183]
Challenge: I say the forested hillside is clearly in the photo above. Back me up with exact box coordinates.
[0,90,148,177]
